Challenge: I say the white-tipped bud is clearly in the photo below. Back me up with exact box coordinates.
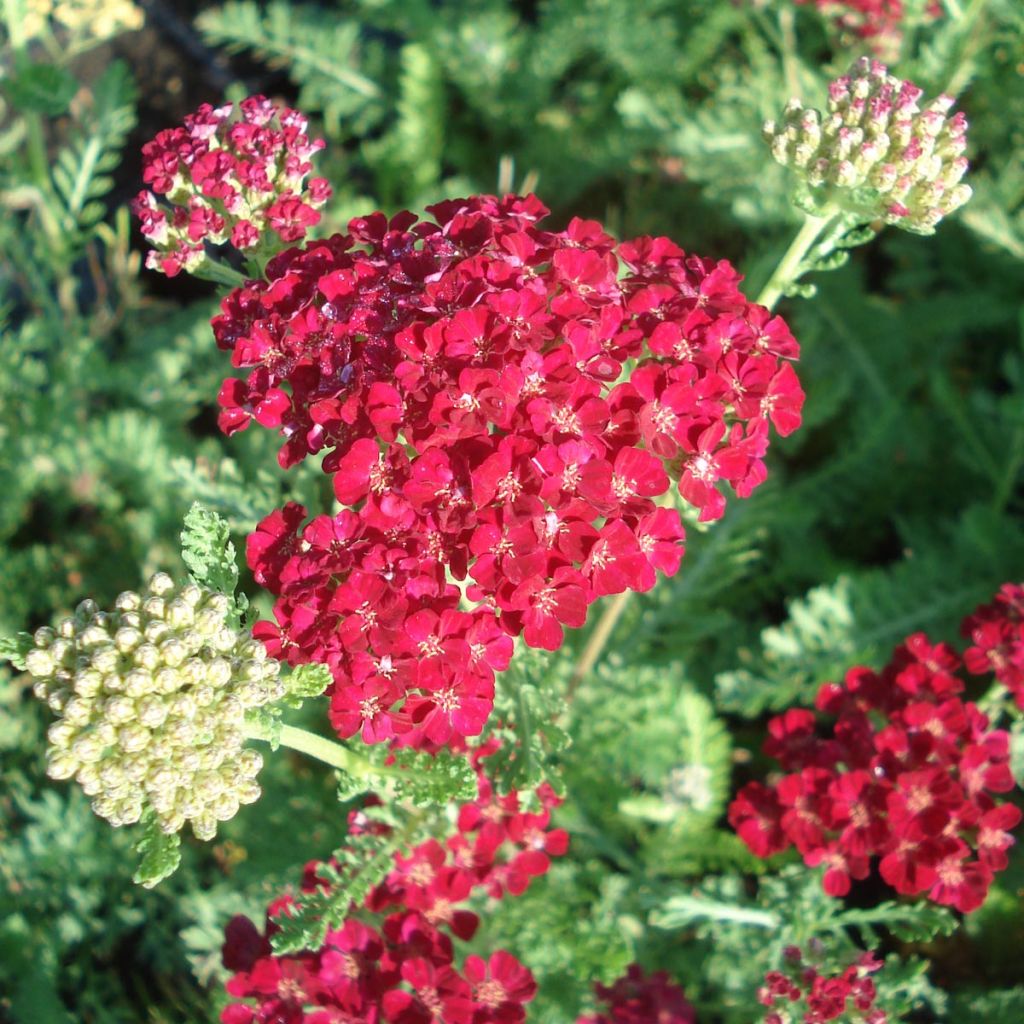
[102,695,135,726]
[25,648,56,677]
[144,619,170,644]
[115,591,142,613]
[72,734,106,763]
[46,687,70,713]
[137,695,169,729]
[148,572,175,597]
[62,696,94,727]
[48,720,78,748]
[33,626,55,648]
[114,627,143,654]
[47,751,79,780]
[160,638,188,668]
[165,599,195,629]
[74,669,104,698]
[192,814,218,842]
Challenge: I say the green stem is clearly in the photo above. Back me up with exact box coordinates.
[191,259,249,288]
[755,212,835,311]
[245,721,402,778]
[568,590,632,696]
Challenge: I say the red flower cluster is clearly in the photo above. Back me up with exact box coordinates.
[962,583,1024,708]
[758,946,886,1024]
[729,631,1022,912]
[133,95,330,276]
[222,749,565,1024]
[795,0,942,46]
[576,964,696,1024]
[226,194,802,747]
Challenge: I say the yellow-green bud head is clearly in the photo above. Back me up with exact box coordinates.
[25,573,285,841]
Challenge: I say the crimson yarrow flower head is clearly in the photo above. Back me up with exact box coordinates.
[133,95,330,276]
[962,583,1024,707]
[575,964,696,1024]
[729,612,1023,913]
[765,57,971,233]
[212,194,802,749]
[220,744,559,1024]
[758,945,888,1024]
[795,1,943,57]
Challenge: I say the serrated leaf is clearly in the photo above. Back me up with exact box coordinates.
[286,663,332,700]
[836,901,958,944]
[49,60,137,246]
[180,503,246,625]
[390,750,477,807]
[132,816,182,889]
[0,632,32,671]
[271,804,423,954]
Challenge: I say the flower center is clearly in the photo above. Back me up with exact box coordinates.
[533,586,557,616]
[690,454,714,482]
[426,897,453,924]
[436,686,461,713]
[408,861,435,886]
[905,786,932,814]
[475,979,508,1008]
[611,474,634,500]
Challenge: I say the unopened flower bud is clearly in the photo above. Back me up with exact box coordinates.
[33,626,55,648]
[25,572,285,842]
[144,619,169,645]
[25,648,55,677]
[47,752,78,780]
[766,57,972,233]
[165,599,194,629]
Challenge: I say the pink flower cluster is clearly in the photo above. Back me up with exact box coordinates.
[133,95,331,276]
[221,194,802,747]
[576,964,696,1024]
[962,583,1024,708]
[795,0,942,46]
[222,747,566,1024]
[758,946,886,1024]
[729,628,1022,912]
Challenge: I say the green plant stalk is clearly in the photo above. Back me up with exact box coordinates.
[755,212,836,310]
[245,721,404,779]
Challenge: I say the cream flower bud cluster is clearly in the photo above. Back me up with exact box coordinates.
[22,0,144,43]
[25,573,284,840]
[764,57,972,233]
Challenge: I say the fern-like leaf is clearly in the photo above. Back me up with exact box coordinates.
[197,2,382,137]
[51,61,137,243]
[270,805,430,954]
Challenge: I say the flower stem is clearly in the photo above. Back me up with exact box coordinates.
[245,721,402,778]
[193,259,248,288]
[755,212,835,311]
[568,590,632,696]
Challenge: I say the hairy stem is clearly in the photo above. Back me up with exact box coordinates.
[755,212,835,310]
[245,721,401,778]
[192,259,249,288]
